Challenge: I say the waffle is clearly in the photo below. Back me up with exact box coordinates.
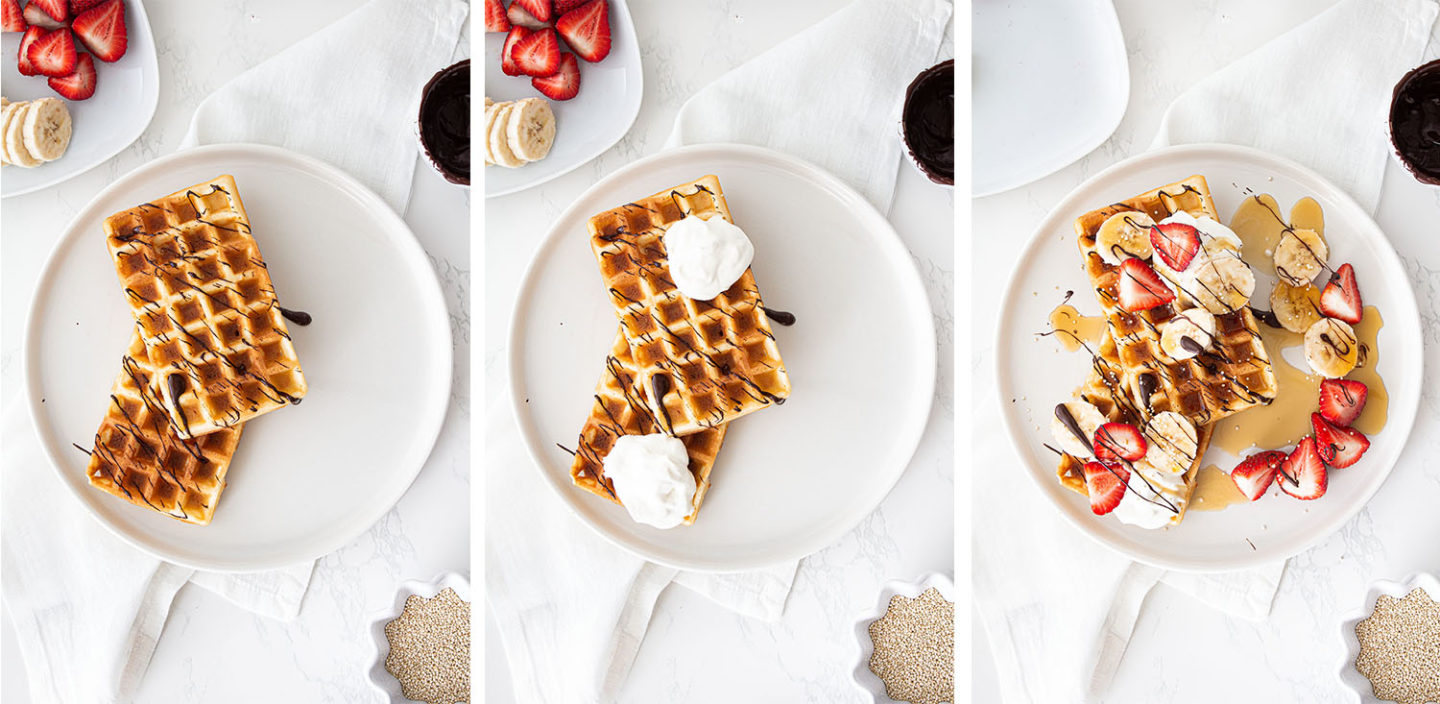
[1073,175,1276,429]
[586,175,790,436]
[103,175,306,439]
[569,332,727,524]
[86,331,243,525]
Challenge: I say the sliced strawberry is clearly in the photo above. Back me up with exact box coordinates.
[512,0,552,24]
[1093,422,1147,462]
[1230,451,1287,501]
[70,0,107,13]
[554,0,588,14]
[483,0,509,32]
[532,51,580,100]
[16,26,45,76]
[48,51,96,100]
[1276,436,1327,500]
[1319,263,1362,325]
[1149,222,1201,272]
[2,0,24,33]
[1319,378,1368,427]
[1083,461,1129,516]
[71,0,126,63]
[507,1,549,30]
[29,0,67,23]
[28,27,76,78]
[1311,413,1370,469]
[1117,258,1175,312]
[23,2,63,29]
[556,0,610,63]
[511,27,559,77]
[500,26,531,77]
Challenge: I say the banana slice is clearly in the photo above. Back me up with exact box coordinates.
[488,102,525,169]
[1269,281,1323,333]
[1304,318,1359,378]
[1159,308,1218,361]
[21,97,71,163]
[482,100,502,166]
[1273,228,1328,286]
[1190,252,1255,314]
[505,97,555,163]
[5,102,40,168]
[1051,400,1107,458]
[1096,211,1155,265]
[1143,411,1198,475]
[0,101,15,167]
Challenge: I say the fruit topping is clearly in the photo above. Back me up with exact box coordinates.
[1274,227,1329,286]
[27,27,76,78]
[71,0,126,63]
[511,26,560,77]
[1276,436,1327,500]
[1230,450,1287,501]
[1083,461,1129,516]
[1149,222,1201,272]
[556,0,611,64]
[1319,262,1363,324]
[48,50,95,100]
[1318,378,1368,427]
[532,51,580,100]
[1311,412,1370,469]
[1304,318,1359,378]
[1116,258,1176,312]
[1093,422,1147,462]
[1269,281,1324,333]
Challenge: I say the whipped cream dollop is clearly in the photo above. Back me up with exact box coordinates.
[1113,413,1196,530]
[663,214,755,300]
[602,434,695,529]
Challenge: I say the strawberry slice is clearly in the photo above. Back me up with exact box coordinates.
[1318,378,1368,427]
[70,0,107,13]
[511,27,559,77]
[483,0,509,32]
[2,0,24,33]
[1276,436,1327,500]
[512,0,552,24]
[1117,258,1176,312]
[28,0,67,23]
[554,0,588,14]
[1093,422,1147,462]
[48,51,96,100]
[532,51,580,100]
[16,26,45,76]
[23,2,63,29]
[1311,413,1370,468]
[507,1,549,29]
[556,0,610,63]
[71,0,126,63]
[500,26,531,77]
[1230,450,1287,501]
[1083,461,1129,516]
[1319,263,1362,325]
[1149,222,1201,272]
[28,27,76,78]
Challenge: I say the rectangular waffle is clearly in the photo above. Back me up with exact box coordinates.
[570,332,727,524]
[103,175,306,439]
[586,175,790,436]
[86,331,243,525]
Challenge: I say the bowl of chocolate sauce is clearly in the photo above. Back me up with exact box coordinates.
[901,59,954,187]
[417,59,470,187]
[1389,58,1440,187]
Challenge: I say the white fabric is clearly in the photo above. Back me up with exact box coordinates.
[976,1,1439,701]
[487,1,949,701]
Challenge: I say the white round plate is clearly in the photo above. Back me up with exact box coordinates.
[25,143,452,572]
[1,0,160,198]
[972,0,1128,197]
[510,143,936,572]
[995,144,1423,572]
[482,0,642,199]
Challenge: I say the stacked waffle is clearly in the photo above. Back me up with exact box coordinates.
[568,175,790,525]
[85,175,306,525]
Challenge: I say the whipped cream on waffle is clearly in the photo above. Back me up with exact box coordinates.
[603,434,696,529]
[1112,455,1189,529]
[663,214,755,300]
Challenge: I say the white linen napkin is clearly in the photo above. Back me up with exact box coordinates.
[976,1,1439,701]
[486,1,950,701]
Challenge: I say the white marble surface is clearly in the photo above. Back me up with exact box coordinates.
[0,1,470,701]
[482,0,954,701]
[973,1,1440,701]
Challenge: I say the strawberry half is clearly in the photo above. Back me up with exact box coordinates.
[1318,378,1368,427]
[48,51,96,100]
[554,0,588,14]
[511,27,559,77]
[500,26,531,77]
[512,0,553,24]
[1319,263,1362,325]
[1149,222,1201,272]
[507,1,549,30]
[532,51,580,100]
[1117,258,1175,312]
[23,2,63,29]
[1230,451,1287,501]
[28,27,76,78]
[556,0,610,63]
[71,0,126,63]
[29,0,67,23]
[2,0,24,33]
[483,0,509,32]
[1083,461,1130,516]
[1311,413,1370,469]
[70,0,107,13]
[16,26,45,76]
[1093,422,1147,462]
[1276,436,1327,500]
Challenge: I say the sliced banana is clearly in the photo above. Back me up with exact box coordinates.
[1143,411,1198,476]
[488,102,525,168]
[1159,308,1218,361]
[506,97,556,163]
[1190,252,1255,314]
[482,100,503,166]
[1304,318,1359,378]
[1270,281,1323,334]
[1050,400,1106,458]
[22,98,71,163]
[1096,211,1156,265]
[5,102,40,168]
[0,102,15,167]
[1273,228,1328,286]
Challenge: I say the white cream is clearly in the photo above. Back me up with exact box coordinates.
[662,214,755,300]
[602,434,695,529]
[1111,457,1189,530]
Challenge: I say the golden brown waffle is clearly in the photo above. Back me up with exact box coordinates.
[569,332,727,524]
[103,175,306,439]
[586,175,790,436]
[1073,175,1276,429]
[86,331,243,525]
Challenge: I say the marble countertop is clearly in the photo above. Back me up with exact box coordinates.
[972,0,1440,701]
[0,1,470,701]
[482,0,955,701]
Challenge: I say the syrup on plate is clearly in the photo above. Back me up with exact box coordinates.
[1046,299,1106,353]
[1191,464,1249,512]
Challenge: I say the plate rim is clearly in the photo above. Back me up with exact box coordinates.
[22,142,454,572]
[507,141,937,572]
[992,142,1425,572]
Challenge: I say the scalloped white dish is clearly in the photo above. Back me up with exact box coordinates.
[850,573,956,701]
[366,572,473,702]
[1337,573,1440,703]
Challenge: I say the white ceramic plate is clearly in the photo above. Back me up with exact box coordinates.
[482,0,642,198]
[510,143,936,572]
[1,0,159,198]
[995,144,1423,572]
[25,143,452,572]
[972,0,1128,197]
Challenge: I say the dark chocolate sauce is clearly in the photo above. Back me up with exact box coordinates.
[762,307,796,326]
[1054,404,1091,451]
[278,306,312,326]
[1249,306,1283,329]
[418,59,470,186]
[650,373,675,435]
[1390,58,1440,185]
[166,373,193,438]
[901,60,953,186]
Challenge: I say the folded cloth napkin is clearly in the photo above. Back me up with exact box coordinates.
[976,1,1439,701]
[1,2,466,702]
[486,1,950,702]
